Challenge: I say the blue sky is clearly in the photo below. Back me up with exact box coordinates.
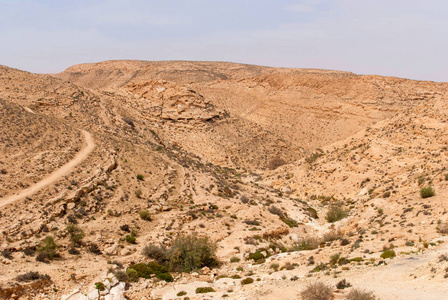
[1,0,447,81]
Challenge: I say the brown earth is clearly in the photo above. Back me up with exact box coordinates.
[0,60,447,299]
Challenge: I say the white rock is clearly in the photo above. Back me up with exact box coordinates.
[86,289,99,300]
[62,289,88,300]
[105,244,118,256]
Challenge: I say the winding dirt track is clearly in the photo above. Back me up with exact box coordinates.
[0,130,95,208]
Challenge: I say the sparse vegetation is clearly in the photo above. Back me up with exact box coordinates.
[241,277,254,285]
[139,210,151,221]
[325,205,349,223]
[36,236,58,263]
[346,289,376,300]
[380,249,396,259]
[196,287,215,293]
[300,281,333,300]
[16,271,50,282]
[66,224,85,246]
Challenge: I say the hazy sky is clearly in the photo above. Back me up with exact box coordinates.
[1,0,447,81]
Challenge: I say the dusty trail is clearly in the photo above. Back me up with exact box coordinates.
[350,238,448,300]
[0,130,95,208]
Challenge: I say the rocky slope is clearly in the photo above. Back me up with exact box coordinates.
[0,61,447,300]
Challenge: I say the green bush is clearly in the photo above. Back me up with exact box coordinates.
[66,224,85,245]
[325,205,349,223]
[126,268,139,282]
[139,210,151,221]
[125,235,136,244]
[380,249,396,259]
[300,281,333,300]
[168,234,218,272]
[230,256,240,263]
[127,262,173,282]
[95,282,105,291]
[36,236,58,262]
[248,251,265,262]
[420,186,435,198]
[136,174,144,181]
[156,272,173,282]
[195,287,215,294]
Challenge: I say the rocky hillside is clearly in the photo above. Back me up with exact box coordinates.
[0,61,447,300]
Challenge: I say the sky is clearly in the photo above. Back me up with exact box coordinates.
[0,0,447,81]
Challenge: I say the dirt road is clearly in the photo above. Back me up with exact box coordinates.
[0,130,95,208]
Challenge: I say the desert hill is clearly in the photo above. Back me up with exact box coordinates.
[0,61,447,299]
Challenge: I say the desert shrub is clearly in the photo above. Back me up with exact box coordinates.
[139,210,151,221]
[127,262,173,282]
[240,195,249,204]
[329,253,341,266]
[125,234,136,244]
[129,263,152,278]
[16,271,50,282]
[114,270,129,282]
[380,249,396,259]
[248,251,266,262]
[325,205,349,223]
[142,244,167,262]
[340,239,350,246]
[136,174,144,181]
[36,252,51,263]
[268,206,285,218]
[437,222,448,234]
[66,224,85,245]
[267,157,286,170]
[420,186,435,198]
[89,243,102,255]
[135,189,142,198]
[167,233,218,272]
[270,263,279,271]
[1,250,13,260]
[36,236,58,262]
[177,291,187,296]
[156,272,173,282]
[95,282,105,291]
[126,268,139,282]
[68,246,80,255]
[300,281,333,300]
[346,289,376,300]
[323,230,344,242]
[230,256,240,263]
[195,287,215,293]
[241,277,254,285]
[120,224,130,232]
[281,217,299,228]
[336,279,351,289]
[23,248,35,256]
[291,237,320,251]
